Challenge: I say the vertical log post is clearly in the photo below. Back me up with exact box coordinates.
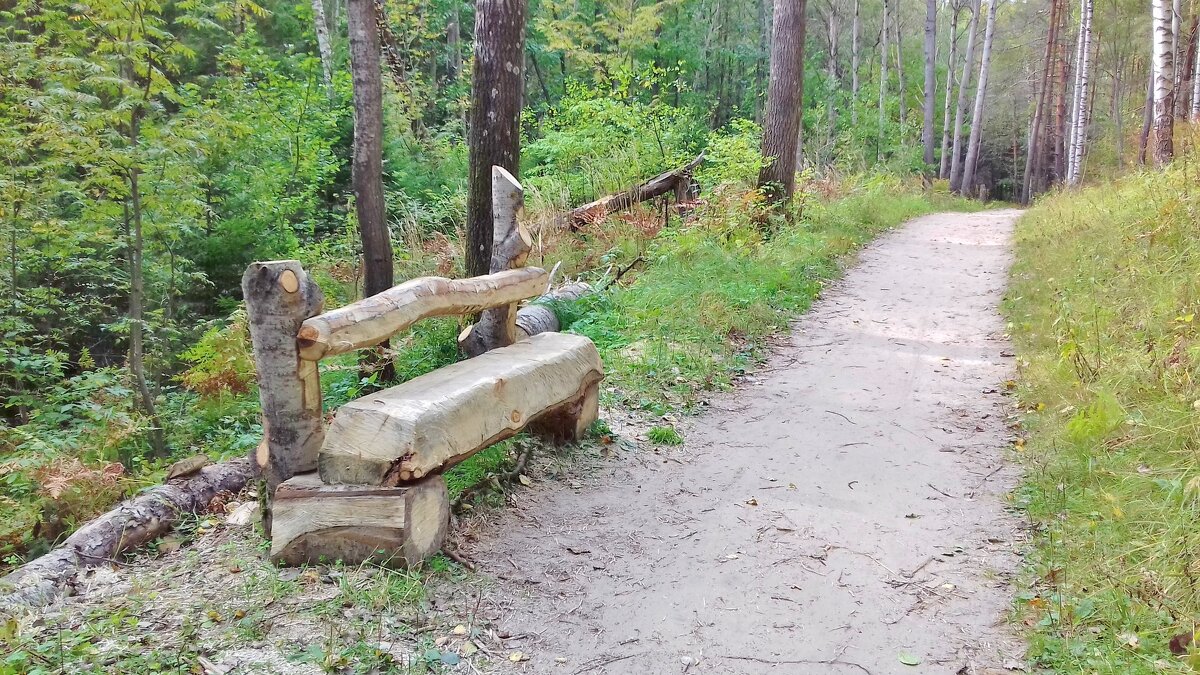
[243,261,325,534]
[458,166,533,356]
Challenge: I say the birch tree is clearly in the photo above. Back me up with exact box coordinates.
[939,0,964,178]
[960,0,998,195]
[1152,0,1176,165]
[1066,0,1094,185]
[922,0,938,167]
[1192,19,1200,119]
[312,0,335,97]
[948,0,981,191]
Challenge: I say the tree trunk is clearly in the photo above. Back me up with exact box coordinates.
[851,0,860,125]
[894,7,907,130]
[1022,0,1061,202]
[1,459,256,610]
[243,261,326,532]
[878,0,889,160]
[960,0,998,196]
[1066,0,1093,186]
[757,0,808,203]
[939,0,962,178]
[948,0,981,191]
[1153,0,1176,165]
[1193,17,1200,119]
[466,0,527,276]
[126,108,166,458]
[312,0,335,97]
[1139,58,1154,164]
[348,0,396,379]
[826,4,840,161]
[922,0,938,167]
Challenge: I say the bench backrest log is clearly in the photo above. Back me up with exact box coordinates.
[243,167,540,533]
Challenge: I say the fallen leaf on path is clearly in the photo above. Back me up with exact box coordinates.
[518,474,532,486]
[509,651,528,662]
[898,652,921,666]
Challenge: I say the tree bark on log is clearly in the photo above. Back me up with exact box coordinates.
[1,459,256,611]
[243,261,326,533]
[468,167,533,355]
[318,332,603,485]
[270,472,449,567]
[459,281,592,357]
[297,268,548,361]
[568,153,704,229]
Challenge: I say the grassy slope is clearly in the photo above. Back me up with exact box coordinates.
[1005,151,1200,672]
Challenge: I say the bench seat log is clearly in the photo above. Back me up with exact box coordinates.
[270,472,449,567]
[297,267,549,361]
[318,332,603,486]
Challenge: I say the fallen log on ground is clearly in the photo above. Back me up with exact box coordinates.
[566,153,704,230]
[0,459,256,611]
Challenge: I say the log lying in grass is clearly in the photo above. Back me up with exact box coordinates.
[296,267,549,361]
[269,472,449,567]
[318,332,603,485]
[459,281,593,357]
[566,153,704,230]
[0,459,256,611]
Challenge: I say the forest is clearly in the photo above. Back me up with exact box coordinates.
[2,0,1199,668]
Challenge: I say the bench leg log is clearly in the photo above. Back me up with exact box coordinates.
[529,378,600,444]
[270,473,449,567]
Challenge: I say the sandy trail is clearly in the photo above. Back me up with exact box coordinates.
[467,210,1027,674]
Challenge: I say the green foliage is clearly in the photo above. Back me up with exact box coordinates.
[1004,147,1200,673]
[647,426,683,445]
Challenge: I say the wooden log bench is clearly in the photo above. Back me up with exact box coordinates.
[243,167,604,568]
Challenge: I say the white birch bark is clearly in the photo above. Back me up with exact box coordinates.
[878,0,889,160]
[959,0,998,195]
[939,0,962,178]
[948,0,982,191]
[1067,0,1094,185]
[312,0,335,97]
[1153,0,1176,165]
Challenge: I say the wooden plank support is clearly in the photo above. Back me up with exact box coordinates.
[243,261,326,532]
[319,332,604,485]
[297,267,548,362]
[270,472,449,567]
[458,166,534,357]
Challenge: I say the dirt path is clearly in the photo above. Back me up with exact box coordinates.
[467,210,1027,674]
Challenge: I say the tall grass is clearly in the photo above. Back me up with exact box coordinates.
[1005,137,1200,673]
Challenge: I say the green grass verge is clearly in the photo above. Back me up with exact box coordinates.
[1004,156,1200,673]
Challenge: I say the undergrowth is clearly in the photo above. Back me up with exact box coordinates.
[1005,134,1200,673]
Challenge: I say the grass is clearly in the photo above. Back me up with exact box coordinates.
[1004,137,1200,673]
